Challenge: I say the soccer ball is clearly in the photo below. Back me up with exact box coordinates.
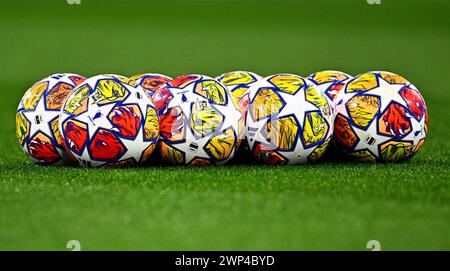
[307,70,352,106]
[245,74,333,165]
[333,71,428,162]
[152,74,242,165]
[59,74,160,167]
[130,73,172,98]
[16,73,86,165]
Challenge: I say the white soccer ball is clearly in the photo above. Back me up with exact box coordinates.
[152,74,243,165]
[16,73,85,165]
[245,73,333,164]
[59,74,160,167]
[333,71,428,162]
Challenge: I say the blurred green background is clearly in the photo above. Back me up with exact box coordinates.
[0,0,449,250]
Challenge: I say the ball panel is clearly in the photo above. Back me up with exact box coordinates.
[158,141,185,165]
[218,71,258,86]
[189,101,224,139]
[347,150,377,162]
[229,86,250,101]
[378,103,411,137]
[326,83,346,101]
[189,158,213,166]
[333,114,358,149]
[268,74,304,95]
[250,88,284,121]
[16,112,30,146]
[346,73,378,93]
[88,129,125,161]
[101,158,136,168]
[310,71,350,84]
[171,75,200,88]
[424,111,428,133]
[305,85,330,112]
[28,132,61,164]
[307,138,331,162]
[379,72,409,85]
[400,86,426,121]
[50,117,64,147]
[92,79,130,105]
[193,80,228,105]
[63,119,88,155]
[46,82,74,110]
[152,87,174,113]
[22,81,48,110]
[68,75,86,85]
[347,95,380,129]
[302,112,329,148]
[204,127,236,161]
[140,144,157,164]
[252,143,288,165]
[108,104,142,139]
[143,106,159,142]
[63,84,91,115]
[380,140,413,162]
[413,138,425,154]
[261,115,298,151]
[159,106,186,141]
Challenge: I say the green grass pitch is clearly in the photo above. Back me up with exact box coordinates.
[0,0,449,250]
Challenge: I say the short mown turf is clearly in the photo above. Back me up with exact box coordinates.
[0,0,449,250]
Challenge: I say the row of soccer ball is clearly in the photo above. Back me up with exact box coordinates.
[16,70,428,167]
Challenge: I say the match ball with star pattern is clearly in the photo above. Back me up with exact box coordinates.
[245,74,333,165]
[333,71,428,162]
[58,74,160,168]
[152,74,243,166]
[16,73,86,165]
